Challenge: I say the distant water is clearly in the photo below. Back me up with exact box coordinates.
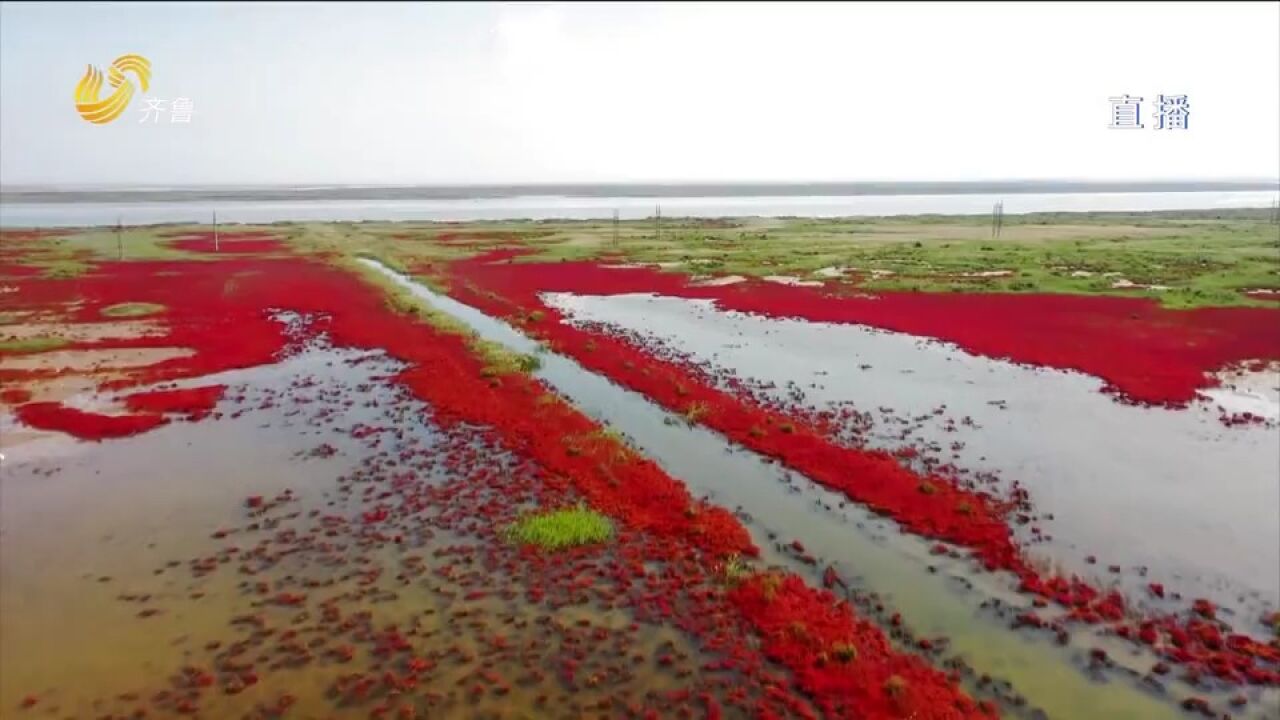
[1,191,1276,227]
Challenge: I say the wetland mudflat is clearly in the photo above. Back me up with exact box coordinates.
[3,213,1278,718]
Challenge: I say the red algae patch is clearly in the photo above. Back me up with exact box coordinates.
[14,402,167,441]
[447,250,1280,406]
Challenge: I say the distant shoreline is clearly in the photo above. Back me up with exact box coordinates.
[3,180,1277,205]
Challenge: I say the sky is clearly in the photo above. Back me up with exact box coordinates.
[1,1,1277,186]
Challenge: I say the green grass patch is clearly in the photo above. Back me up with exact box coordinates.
[101,302,166,318]
[13,211,1277,309]
[505,503,614,551]
[0,336,69,353]
[340,256,538,379]
[40,258,94,278]
[45,227,209,264]
[514,353,542,372]
[486,209,1280,309]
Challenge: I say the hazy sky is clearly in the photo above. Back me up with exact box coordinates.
[1,1,1277,186]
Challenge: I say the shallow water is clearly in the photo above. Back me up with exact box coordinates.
[2,190,1276,227]
[5,261,1274,717]
[1,343,721,718]
[361,258,1259,718]
[543,293,1280,625]
[1,347,394,714]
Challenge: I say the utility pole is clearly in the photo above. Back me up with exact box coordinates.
[991,200,1004,239]
[612,209,619,248]
[116,215,123,260]
[213,209,219,251]
[655,204,662,242]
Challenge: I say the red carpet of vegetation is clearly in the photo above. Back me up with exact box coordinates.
[123,384,226,420]
[8,386,226,441]
[14,402,168,441]
[163,231,286,254]
[441,249,1280,687]
[733,573,987,718]
[1,261,290,394]
[2,251,990,717]
[6,234,1277,715]
[1,388,34,404]
[448,250,1280,406]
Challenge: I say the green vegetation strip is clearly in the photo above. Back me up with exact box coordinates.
[101,302,167,318]
[0,336,68,354]
[505,504,614,550]
[10,209,1276,308]
[341,256,542,379]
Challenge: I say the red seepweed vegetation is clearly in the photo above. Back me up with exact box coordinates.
[441,248,1280,686]
[448,250,1280,407]
[8,235,1276,707]
[733,573,996,718]
[124,384,226,420]
[15,402,168,440]
[1,388,34,404]
[3,249,991,716]
[163,231,286,254]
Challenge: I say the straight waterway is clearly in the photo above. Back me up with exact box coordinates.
[359,258,1232,719]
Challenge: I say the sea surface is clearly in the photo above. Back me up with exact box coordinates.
[1,189,1277,227]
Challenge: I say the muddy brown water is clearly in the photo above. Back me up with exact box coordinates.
[1,344,720,718]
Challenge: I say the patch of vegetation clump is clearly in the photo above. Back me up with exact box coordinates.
[0,336,69,353]
[505,504,614,551]
[101,302,166,318]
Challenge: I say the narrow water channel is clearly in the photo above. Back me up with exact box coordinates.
[359,258,1224,719]
[541,292,1280,620]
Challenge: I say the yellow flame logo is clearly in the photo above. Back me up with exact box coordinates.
[74,54,151,124]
